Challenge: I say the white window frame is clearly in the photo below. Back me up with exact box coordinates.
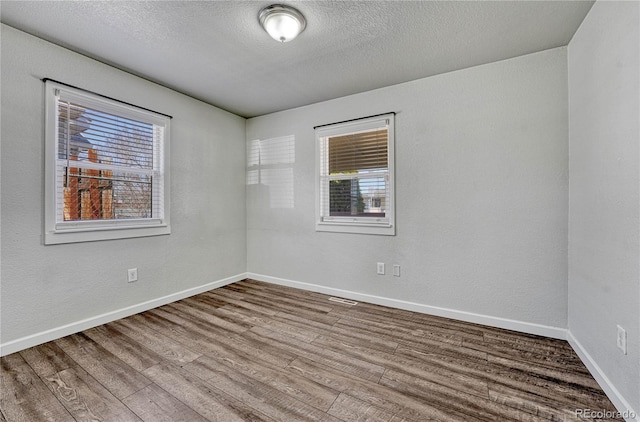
[315,113,395,236]
[44,80,171,245]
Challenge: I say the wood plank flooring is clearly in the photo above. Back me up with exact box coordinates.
[1,279,622,421]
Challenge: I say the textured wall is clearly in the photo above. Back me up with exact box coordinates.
[568,1,640,415]
[247,48,569,331]
[0,25,247,346]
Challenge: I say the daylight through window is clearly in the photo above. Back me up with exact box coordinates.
[316,113,395,235]
[44,81,171,244]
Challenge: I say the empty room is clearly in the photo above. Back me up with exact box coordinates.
[1,1,638,421]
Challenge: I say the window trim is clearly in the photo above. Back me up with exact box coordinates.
[315,113,395,236]
[44,80,171,245]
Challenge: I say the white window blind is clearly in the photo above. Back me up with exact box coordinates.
[316,113,395,236]
[44,80,171,244]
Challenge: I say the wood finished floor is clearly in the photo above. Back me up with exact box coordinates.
[1,279,621,422]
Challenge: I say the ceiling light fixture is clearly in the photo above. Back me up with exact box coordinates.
[259,4,306,43]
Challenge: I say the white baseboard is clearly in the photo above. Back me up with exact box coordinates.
[0,272,247,357]
[247,273,568,340]
[567,333,639,422]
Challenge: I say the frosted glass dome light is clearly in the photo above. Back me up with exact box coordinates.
[259,4,306,43]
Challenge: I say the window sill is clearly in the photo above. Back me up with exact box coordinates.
[315,221,395,236]
[44,223,170,245]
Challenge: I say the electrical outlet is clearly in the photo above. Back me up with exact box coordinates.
[128,268,138,283]
[616,325,627,355]
[393,264,401,277]
[377,262,385,275]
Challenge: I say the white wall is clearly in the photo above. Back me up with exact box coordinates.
[247,47,569,335]
[0,25,247,353]
[568,1,640,416]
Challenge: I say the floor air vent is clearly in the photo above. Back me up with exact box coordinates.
[328,297,358,305]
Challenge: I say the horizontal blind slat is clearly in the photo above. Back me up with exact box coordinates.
[57,99,156,170]
[328,129,388,173]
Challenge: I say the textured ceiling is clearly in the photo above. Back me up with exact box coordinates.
[1,1,594,118]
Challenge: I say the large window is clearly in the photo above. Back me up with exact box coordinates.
[44,80,171,244]
[316,113,395,235]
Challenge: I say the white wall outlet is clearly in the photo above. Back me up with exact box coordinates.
[393,264,401,277]
[377,262,385,275]
[616,325,627,355]
[128,268,138,283]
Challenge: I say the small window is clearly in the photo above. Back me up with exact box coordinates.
[44,81,170,244]
[316,113,395,235]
